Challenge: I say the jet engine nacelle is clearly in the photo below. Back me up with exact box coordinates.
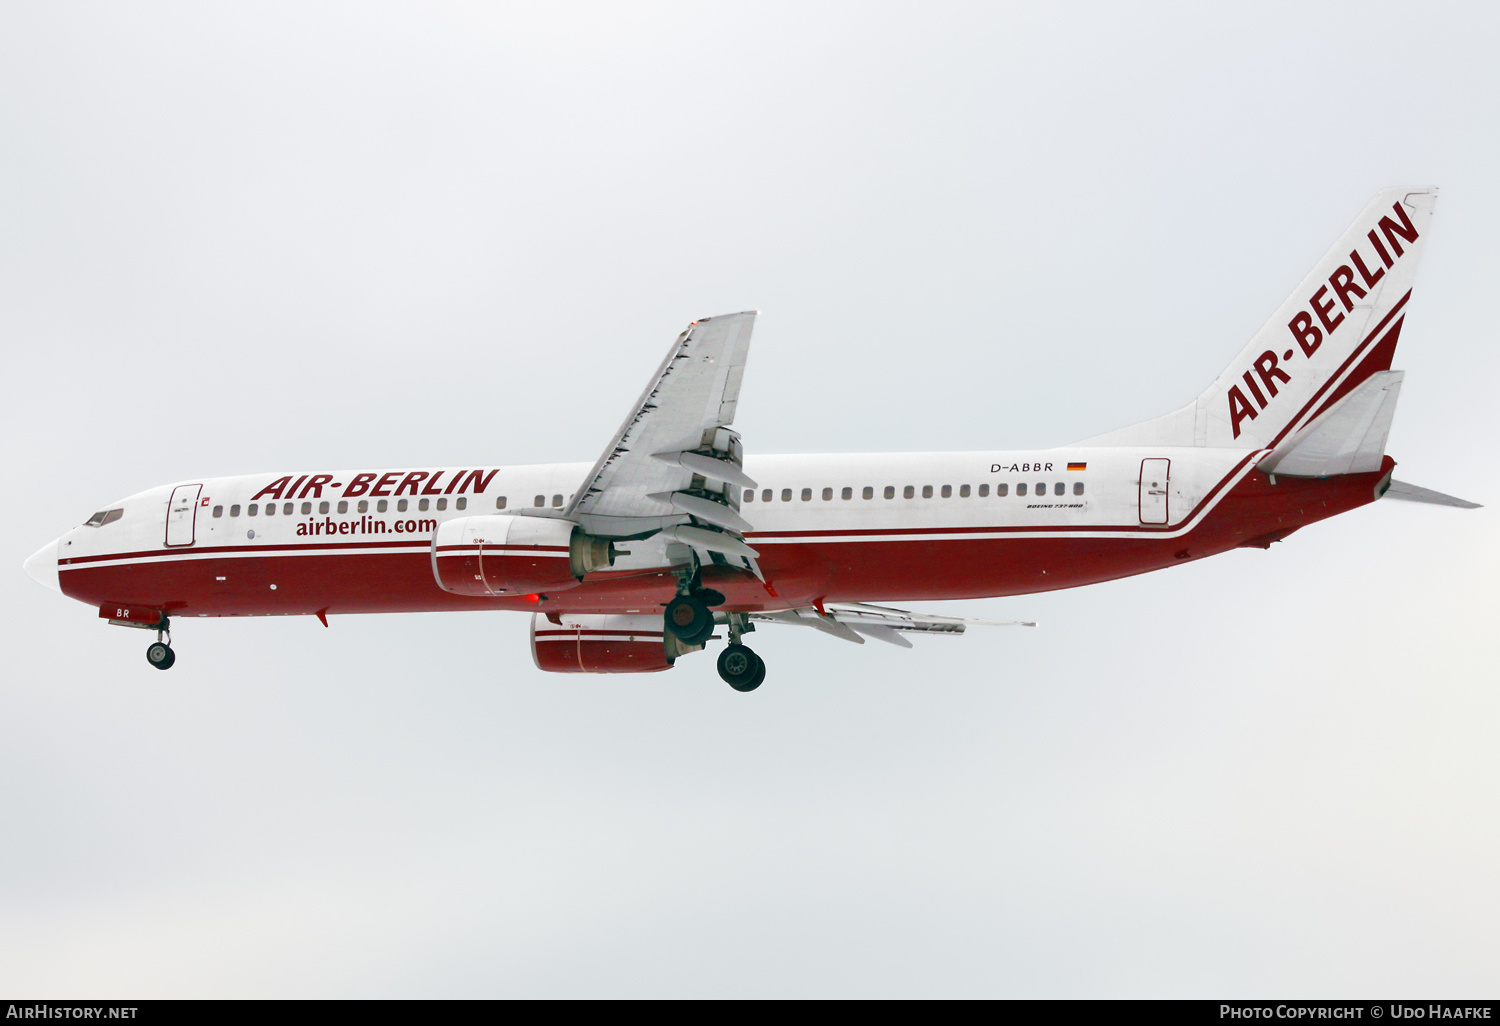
[431,515,616,596]
[530,613,703,673]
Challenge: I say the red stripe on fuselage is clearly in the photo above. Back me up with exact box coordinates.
[57,461,1390,618]
[60,539,425,566]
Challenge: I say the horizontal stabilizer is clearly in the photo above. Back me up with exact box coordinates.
[1258,371,1402,478]
[750,602,1036,646]
[1382,479,1481,508]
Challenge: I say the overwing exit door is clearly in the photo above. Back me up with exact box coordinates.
[1139,459,1169,525]
[165,484,202,546]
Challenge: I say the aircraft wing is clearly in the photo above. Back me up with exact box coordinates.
[566,312,761,572]
[750,603,1037,647]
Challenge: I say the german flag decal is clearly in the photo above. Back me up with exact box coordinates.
[1067,462,1087,472]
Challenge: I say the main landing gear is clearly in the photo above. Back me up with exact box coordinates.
[663,571,765,692]
[663,587,723,648]
[714,610,764,692]
[717,643,765,692]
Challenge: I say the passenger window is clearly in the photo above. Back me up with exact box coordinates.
[552,494,562,507]
[213,505,223,518]
[319,501,330,514]
[801,488,812,501]
[1073,482,1085,496]
[762,489,772,503]
[781,488,792,502]
[265,503,276,517]
[496,496,507,510]
[940,485,951,498]
[1053,482,1064,496]
[902,485,914,499]
[959,484,970,498]
[248,503,259,516]
[300,502,311,515]
[884,486,895,499]
[336,501,347,514]
[456,497,467,510]
[416,499,427,511]
[995,483,1007,496]
[376,500,388,513]
[978,484,989,497]
[863,487,874,500]
[437,497,448,511]
[230,504,241,517]
[744,489,754,502]
[842,487,853,500]
[534,495,545,507]
[1017,483,1028,496]
[822,487,833,501]
[922,485,934,498]
[398,499,409,512]
[1036,482,1046,496]
[357,500,368,514]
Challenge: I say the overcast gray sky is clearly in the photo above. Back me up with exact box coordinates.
[2,1,1497,998]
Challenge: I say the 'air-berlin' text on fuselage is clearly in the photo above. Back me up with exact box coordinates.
[1226,201,1419,439]
[250,469,500,502]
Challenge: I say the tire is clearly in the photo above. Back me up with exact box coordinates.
[665,595,714,646]
[147,643,175,670]
[718,644,764,692]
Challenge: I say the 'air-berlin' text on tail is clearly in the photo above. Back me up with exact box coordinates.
[1081,187,1437,451]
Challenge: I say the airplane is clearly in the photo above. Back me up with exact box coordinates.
[22,187,1480,691]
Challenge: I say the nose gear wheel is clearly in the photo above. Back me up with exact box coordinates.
[146,641,176,670]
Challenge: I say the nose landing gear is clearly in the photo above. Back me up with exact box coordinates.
[104,608,178,670]
[146,640,176,670]
[144,619,175,670]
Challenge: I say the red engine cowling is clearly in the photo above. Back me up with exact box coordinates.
[431,515,615,596]
[530,614,702,673]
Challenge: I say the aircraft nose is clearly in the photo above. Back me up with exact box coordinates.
[24,539,60,593]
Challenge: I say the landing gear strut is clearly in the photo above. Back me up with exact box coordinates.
[145,620,175,670]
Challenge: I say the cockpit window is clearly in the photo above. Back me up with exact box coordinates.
[84,509,124,527]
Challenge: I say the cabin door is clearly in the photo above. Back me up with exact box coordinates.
[165,484,202,547]
[1138,459,1170,525]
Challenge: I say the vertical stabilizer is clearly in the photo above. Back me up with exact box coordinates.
[1079,187,1437,449]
